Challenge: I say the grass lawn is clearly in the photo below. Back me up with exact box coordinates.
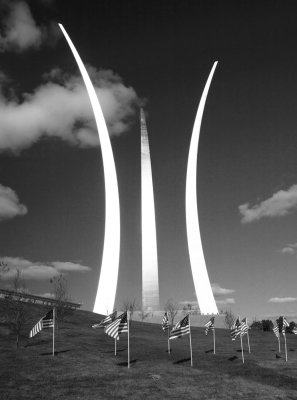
[1,307,297,399]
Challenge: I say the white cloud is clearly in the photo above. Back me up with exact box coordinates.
[0,184,27,221]
[239,184,297,223]
[0,67,139,153]
[0,2,45,52]
[216,298,235,305]
[281,242,297,255]
[37,292,55,298]
[211,283,235,296]
[268,297,297,303]
[281,247,296,255]
[0,256,91,280]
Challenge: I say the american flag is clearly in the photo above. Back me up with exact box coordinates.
[169,314,190,340]
[29,309,54,338]
[273,321,280,339]
[239,317,249,336]
[230,317,241,341]
[281,316,289,336]
[162,312,169,332]
[92,311,117,328]
[104,312,128,340]
[204,317,215,335]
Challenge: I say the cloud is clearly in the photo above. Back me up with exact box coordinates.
[0,184,27,221]
[216,298,235,305]
[37,292,55,298]
[268,297,297,303]
[0,67,140,153]
[239,184,297,223]
[0,1,58,52]
[281,243,297,255]
[0,256,91,280]
[211,283,235,296]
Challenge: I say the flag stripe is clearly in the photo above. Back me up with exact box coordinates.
[162,312,169,332]
[29,310,54,338]
[204,317,215,335]
[92,311,117,328]
[104,312,128,339]
[169,314,190,340]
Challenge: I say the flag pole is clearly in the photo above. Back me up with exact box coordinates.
[213,328,216,355]
[240,334,244,364]
[247,331,251,353]
[127,311,130,368]
[167,325,171,354]
[189,313,193,367]
[278,336,281,353]
[52,307,55,357]
[284,333,288,362]
[115,338,117,356]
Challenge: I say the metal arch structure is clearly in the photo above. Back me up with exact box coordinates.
[186,62,219,315]
[140,109,160,311]
[59,24,120,315]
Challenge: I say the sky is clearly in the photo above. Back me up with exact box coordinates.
[1,0,297,319]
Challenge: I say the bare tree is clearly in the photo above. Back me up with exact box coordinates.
[164,299,179,328]
[3,269,29,349]
[50,274,72,324]
[0,261,9,286]
[224,308,236,329]
[138,308,151,322]
[121,298,138,324]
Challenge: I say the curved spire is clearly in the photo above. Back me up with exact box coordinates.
[59,24,120,315]
[186,62,218,315]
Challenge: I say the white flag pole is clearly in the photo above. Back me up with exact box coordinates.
[284,333,288,362]
[167,325,171,354]
[189,313,193,367]
[213,328,216,355]
[52,307,55,357]
[127,311,130,368]
[115,338,117,356]
[240,334,244,364]
[278,336,281,353]
[247,331,251,353]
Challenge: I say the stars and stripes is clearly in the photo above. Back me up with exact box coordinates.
[29,309,54,338]
[162,312,169,332]
[204,317,215,335]
[239,317,249,336]
[169,314,190,340]
[273,321,280,339]
[281,316,289,336]
[104,312,128,340]
[92,311,117,328]
[230,317,241,341]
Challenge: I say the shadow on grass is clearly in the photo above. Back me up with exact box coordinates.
[117,359,138,366]
[289,348,295,352]
[40,349,72,356]
[174,357,191,365]
[24,340,48,348]
[102,348,127,354]
[205,349,214,354]
[228,356,238,361]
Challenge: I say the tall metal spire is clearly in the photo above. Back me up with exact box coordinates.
[141,108,159,311]
[59,24,120,315]
[186,62,219,315]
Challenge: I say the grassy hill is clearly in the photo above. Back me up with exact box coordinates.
[1,304,297,399]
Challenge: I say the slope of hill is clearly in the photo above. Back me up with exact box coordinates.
[1,305,297,399]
